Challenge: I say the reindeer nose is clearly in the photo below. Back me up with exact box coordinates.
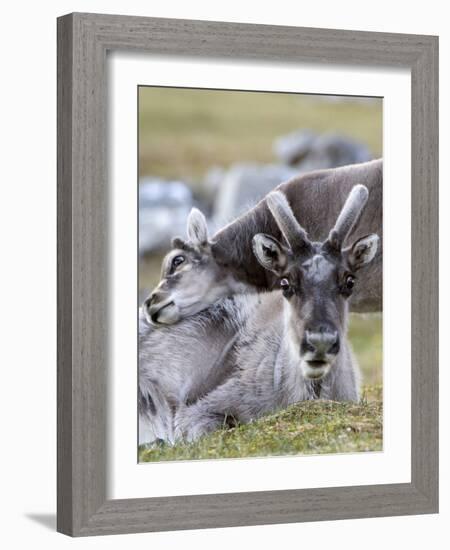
[143,293,158,323]
[302,329,340,357]
[144,292,156,307]
[143,294,154,311]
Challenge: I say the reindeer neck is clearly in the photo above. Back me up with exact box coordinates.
[212,200,283,290]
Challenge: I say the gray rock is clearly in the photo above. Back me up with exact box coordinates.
[274,131,372,169]
[139,178,194,255]
[211,163,298,228]
[273,130,317,166]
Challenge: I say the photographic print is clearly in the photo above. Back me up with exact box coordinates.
[57,14,438,535]
[138,87,383,463]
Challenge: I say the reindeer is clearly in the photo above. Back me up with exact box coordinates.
[139,185,378,444]
[144,159,382,329]
[173,185,378,441]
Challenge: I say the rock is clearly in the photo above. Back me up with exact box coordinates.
[273,130,316,166]
[211,163,298,227]
[203,166,227,196]
[274,131,372,169]
[139,178,194,255]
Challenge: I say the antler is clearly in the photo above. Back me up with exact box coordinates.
[326,184,369,250]
[266,191,311,252]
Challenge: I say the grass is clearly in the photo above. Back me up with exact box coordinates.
[348,313,382,386]
[139,88,382,183]
[139,385,382,462]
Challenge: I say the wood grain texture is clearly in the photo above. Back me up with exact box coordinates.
[57,12,439,537]
[410,35,439,506]
[57,13,74,534]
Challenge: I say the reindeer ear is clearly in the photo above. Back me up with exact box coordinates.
[252,234,288,275]
[345,234,379,271]
[187,208,209,246]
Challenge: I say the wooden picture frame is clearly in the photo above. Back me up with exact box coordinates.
[57,12,438,536]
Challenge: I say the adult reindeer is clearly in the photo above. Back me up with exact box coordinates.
[173,185,378,441]
[144,159,382,328]
[140,185,378,444]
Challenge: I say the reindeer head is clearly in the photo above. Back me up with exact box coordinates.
[143,208,245,326]
[252,185,379,381]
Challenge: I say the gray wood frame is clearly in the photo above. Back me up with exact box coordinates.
[57,12,438,537]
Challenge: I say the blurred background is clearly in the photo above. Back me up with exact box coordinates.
[139,87,382,386]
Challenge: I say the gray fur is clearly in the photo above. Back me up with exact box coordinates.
[139,290,359,445]
[138,296,255,445]
[172,292,360,442]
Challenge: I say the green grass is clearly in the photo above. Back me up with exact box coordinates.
[348,313,382,386]
[139,88,382,182]
[139,385,382,462]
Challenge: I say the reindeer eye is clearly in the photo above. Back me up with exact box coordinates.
[280,278,290,290]
[172,255,185,268]
[345,274,355,290]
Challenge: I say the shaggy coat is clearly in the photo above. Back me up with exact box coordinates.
[139,291,359,444]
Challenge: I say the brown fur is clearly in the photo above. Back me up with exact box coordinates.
[212,159,382,312]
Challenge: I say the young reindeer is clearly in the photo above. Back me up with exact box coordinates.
[173,185,379,442]
[139,209,257,445]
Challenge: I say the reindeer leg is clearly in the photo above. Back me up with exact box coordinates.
[139,380,176,446]
[174,379,242,443]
